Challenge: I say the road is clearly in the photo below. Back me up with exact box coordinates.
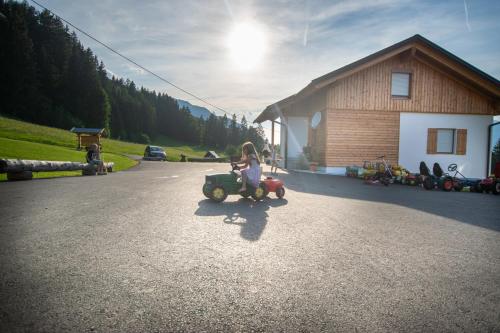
[1,161,499,332]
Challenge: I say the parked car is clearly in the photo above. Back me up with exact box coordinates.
[143,145,167,161]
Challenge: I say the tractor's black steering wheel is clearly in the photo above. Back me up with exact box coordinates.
[231,162,240,171]
[448,163,457,172]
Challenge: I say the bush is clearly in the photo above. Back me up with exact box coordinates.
[297,153,309,170]
[136,133,151,144]
[225,144,238,157]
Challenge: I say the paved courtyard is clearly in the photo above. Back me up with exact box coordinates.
[1,161,499,332]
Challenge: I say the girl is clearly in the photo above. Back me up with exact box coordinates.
[86,143,106,175]
[236,142,261,192]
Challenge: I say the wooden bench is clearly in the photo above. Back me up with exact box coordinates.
[0,159,113,180]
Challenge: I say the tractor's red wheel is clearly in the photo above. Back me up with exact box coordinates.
[442,179,453,192]
[276,187,285,199]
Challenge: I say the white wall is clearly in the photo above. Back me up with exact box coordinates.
[399,113,493,178]
[280,116,309,169]
[286,117,309,158]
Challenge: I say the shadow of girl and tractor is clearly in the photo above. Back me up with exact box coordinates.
[195,197,288,241]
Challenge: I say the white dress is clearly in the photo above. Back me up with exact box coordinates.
[241,154,261,187]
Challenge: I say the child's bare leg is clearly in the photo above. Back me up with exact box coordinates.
[239,173,248,192]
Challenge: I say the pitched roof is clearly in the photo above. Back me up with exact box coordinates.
[70,127,105,135]
[255,34,500,123]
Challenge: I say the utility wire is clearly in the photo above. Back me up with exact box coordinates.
[29,0,233,116]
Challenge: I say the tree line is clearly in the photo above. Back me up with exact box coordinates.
[0,1,265,151]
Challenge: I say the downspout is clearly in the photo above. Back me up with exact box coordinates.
[284,118,288,169]
[487,122,500,176]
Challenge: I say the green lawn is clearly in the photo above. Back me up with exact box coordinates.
[0,116,223,180]
[0,137,136,181]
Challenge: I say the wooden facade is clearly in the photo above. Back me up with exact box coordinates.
[326,55,497,115]
[325,110,399,166]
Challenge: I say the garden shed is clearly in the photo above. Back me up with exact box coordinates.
[70,127,105,150]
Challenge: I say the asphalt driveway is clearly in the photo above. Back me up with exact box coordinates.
[0,161,499,332]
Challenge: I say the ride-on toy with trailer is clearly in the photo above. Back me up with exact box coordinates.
[202,163,268,202]
[364,155,393,186]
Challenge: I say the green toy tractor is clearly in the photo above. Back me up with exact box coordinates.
[202,163,267,202]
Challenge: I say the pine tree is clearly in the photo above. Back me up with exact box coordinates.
[492,138,500,171]
[230,113,238,144]
[240,115,248,142]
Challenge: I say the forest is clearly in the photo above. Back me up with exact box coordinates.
[0,1,265,151]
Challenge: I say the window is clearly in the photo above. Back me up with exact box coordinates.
[391,72,411,97]
[436,129,455,153]
[428,128,466,155]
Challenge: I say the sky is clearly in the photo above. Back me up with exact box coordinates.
[32,0,500,141]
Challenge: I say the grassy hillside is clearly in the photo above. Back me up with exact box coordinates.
[0,116,221,180]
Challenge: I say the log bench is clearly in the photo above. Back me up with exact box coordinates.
[0,159,113,180]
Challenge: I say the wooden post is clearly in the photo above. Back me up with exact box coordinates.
[77,134,81,150]
[271,121,275,148]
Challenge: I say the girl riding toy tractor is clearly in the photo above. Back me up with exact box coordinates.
[202,163,286,202]
[202,163,267,202]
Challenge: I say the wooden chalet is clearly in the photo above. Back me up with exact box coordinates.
[255,34,500,178]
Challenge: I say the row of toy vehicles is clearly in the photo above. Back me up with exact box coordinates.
[346,157,500,195]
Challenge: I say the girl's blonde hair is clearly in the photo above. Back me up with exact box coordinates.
[241,141,260,164]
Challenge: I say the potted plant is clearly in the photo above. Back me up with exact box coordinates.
[303,146,320,172]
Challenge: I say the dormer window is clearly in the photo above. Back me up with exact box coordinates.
[391,72,411,98]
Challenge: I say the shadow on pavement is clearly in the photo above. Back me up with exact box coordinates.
[195,197,288,241]
[264,170,500,232]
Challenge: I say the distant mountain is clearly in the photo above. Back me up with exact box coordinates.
[177,99,213,119]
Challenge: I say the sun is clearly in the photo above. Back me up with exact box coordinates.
[227,22,267,71]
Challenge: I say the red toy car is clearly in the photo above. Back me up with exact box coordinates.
[263,176,285,198]
[476,162,500,195]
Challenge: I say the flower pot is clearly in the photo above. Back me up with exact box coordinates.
[309,162,318,172]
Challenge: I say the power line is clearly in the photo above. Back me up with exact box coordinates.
[29,0,233,117]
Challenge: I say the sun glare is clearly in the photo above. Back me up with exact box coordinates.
[227,22,267,71]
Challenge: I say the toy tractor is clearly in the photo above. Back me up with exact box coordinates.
[202,163,267,202]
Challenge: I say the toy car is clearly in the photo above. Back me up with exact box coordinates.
[476,177,499,194]
[263,176,285,198]
[476,162,500,194]
[202,163,267,202]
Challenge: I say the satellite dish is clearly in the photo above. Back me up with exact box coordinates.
[311,112,322,129]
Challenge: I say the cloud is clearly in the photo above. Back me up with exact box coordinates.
[43,0,500,123]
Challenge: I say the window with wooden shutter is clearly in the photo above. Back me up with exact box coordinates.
[456,129,467,155]
[436,129,455,153]
[427,128,437,154]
